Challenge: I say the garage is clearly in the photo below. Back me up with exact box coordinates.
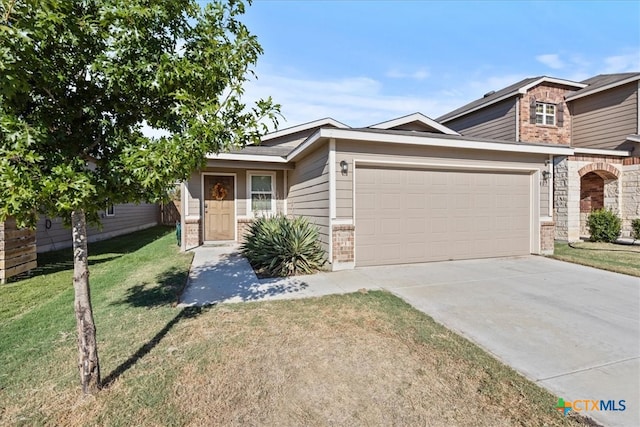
[355,166,532,266]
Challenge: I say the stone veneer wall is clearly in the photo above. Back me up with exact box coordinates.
[621,162,640,237]
[554,155,625,241]
[553,156,571,240]
[331,224,354,264]
[519,84,572,144]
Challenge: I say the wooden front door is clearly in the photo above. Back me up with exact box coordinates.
[204,175,235,241]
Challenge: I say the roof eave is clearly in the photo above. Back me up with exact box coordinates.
[566,75,640,101]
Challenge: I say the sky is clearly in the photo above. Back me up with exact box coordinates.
[234,0,640,130]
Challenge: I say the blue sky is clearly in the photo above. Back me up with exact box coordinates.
[238,0,640,129]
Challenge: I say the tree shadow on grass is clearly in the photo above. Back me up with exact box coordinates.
[101,305,205,389]
[116,266,189,308]
[101,265,198,388]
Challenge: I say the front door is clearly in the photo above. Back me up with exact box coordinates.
[204,175,235,241]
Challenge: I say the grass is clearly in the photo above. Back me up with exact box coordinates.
[552,241,640,277]
[0,227,592,426]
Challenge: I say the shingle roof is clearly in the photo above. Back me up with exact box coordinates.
[565,73,640,100]
[228,145,292,157]
[436,77,541,123]
[437,76,585,123]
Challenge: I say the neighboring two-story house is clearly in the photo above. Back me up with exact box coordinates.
[437,73,640,241]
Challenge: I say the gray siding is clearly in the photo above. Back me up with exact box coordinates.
[36,203,158,253]
[287,143,330,253]
[571,82,638,150]
[445,98,517,140]
[336,139,549,220]
[186,168,286,219]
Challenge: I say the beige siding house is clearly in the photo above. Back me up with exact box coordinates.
[35,203,159,253]
[181,113,569,270]
[438,73,640,241]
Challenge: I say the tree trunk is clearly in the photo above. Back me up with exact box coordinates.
[71,209,101,394]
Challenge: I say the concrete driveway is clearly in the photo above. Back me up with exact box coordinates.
[368,256,639,427]
[181,249,638,426]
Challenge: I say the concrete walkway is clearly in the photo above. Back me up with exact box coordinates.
[180,245,639,427]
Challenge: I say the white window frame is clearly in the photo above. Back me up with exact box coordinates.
[106,204,115,217]
[535,102,556,126]
[246,171,276,217]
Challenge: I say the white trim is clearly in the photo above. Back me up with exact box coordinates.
[519,76,586,94]
[283,170,288,215]
[246,170,277,217]
[308,128,575,156]
[368,112,460,135]
[329,139,336,219]
[205,153,288,163]
[573,147,632,157]
[565,74,640,101]
[105,204,115,217]
[204,159,293,170]
[201,172,237,243]
[332,218,353,225]
[352,158,539,173]
[540,216,553,222]
[531,171,541,254]
[626,135,640,143]
[440,77,585,123]
[260,117,350,142]
[328,139,336,263]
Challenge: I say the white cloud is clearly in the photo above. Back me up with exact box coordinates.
[602,52,640,73]
[244,72,459,128]
[386,67,430,80]
[536,54,565,69]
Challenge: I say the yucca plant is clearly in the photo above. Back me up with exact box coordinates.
[241,214,327,277]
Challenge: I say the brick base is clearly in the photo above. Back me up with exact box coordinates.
[184,217,201,250]
[332,224,354,265]
[237,218,253,243]
[540,221,555,255]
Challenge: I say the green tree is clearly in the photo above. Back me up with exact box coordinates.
[0,0,278,394]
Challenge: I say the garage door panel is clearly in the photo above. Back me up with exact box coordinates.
[355,167,531,267]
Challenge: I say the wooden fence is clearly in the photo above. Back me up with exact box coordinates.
[0,218,37,284]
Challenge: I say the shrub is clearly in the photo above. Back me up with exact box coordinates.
[241,214,327,277]
[632,218,640,241]
[587,209,621,243]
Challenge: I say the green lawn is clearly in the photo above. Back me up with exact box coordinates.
[1,227,590,426]
[552,241,640,277]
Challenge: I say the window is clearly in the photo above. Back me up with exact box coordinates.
[106,204,115,217]
[535,102,556,125]
[247,172,276,215]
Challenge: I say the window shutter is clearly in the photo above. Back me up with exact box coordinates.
[556,102,564,127]
[529,97,537,124]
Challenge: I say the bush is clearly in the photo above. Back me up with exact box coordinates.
[587,209,621,243]
[241,214,327,277]
[632,218,640,241]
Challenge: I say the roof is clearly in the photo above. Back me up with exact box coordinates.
[565,73,640,101]
[368,112,460,135]
[437,76,586,123]
[260,117,350,142]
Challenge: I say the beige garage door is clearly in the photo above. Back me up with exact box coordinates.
[355,166,531,266]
